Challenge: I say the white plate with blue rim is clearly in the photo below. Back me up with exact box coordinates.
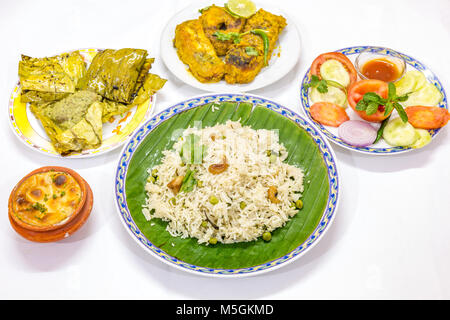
[114,93,339,277]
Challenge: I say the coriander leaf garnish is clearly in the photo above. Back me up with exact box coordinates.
[213,29,269,64]
[31,202,47,218]
[213,31,242,43]
[304,75,328,93]
[365,101,380,115]
[355,82,410,122]
[316,81,328,93]
[388,82,397,100]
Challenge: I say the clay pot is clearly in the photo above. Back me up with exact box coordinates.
[8,166,93,242]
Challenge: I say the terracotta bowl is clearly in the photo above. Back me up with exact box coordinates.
[8,166,93,242]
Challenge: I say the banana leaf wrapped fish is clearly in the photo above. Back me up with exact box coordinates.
[132,73,167,105]
[78,48,148,104]
[30,90,103,155]
[20,91,70,104]
[100,100,131,123]
[99,73,167,123]
[18,51,86,97]
[19,48,167,155]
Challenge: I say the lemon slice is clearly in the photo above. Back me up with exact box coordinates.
[226,0,257,18]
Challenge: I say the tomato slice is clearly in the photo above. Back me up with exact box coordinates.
[347,80,389,122]
[310,52,357,89]
[405,106,450,129]
[310,102,350,127]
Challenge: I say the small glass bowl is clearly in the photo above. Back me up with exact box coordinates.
[355,46,406,82]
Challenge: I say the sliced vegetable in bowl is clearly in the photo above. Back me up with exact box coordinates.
[300,46,448,154]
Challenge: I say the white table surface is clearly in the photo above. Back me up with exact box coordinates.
[1,0,449,300]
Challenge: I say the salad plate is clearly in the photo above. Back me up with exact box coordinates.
[114,93,339,277]
[160,0,301,93]
[300,46,448,155]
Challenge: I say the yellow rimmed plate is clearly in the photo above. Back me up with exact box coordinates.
[8,48,156,158]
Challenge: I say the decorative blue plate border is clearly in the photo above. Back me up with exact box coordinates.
[300,45,448,155]
[114,93,340,277]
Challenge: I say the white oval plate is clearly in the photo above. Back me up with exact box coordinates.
[160,0,301,93]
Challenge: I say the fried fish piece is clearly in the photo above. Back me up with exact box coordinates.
[200,5,245,56]
[224,9,286,84]
[174,19,225,83]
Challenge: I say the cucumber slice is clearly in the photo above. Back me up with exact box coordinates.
[320,59,350,88]
[383,117,419,146]
[408,129,432,149]
[310,86,347,108]
[395,70,427,96]
[404,82,442,107]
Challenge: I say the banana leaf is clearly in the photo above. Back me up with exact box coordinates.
[77,48,148,104]
[135,58,155,89]
[124,101,330,270]
[100,100,132,123]
[20,90,70,104]
[99,73,167,123]
[18,51,86,94]
[132,73,167,105]
[30,90,103,155]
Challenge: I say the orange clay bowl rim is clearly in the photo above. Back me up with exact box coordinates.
[8,166,87,232]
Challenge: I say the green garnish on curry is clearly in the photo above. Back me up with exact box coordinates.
[213,28,269,65]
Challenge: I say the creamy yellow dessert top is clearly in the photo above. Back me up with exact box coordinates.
[12,171,83,228]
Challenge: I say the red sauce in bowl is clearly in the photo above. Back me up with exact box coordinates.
[361,58,401,82]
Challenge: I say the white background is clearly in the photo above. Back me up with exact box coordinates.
[1,0,449,300]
